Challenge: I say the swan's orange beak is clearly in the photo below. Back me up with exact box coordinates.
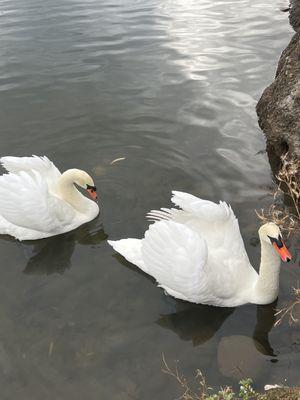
[86,185,98,202]
[273,239,292,263]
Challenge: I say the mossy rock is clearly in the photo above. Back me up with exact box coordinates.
[257,387,300,400]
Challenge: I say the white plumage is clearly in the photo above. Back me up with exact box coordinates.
[0,155,99,240]
[109,191,291,307]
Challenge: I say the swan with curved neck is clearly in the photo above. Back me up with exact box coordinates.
[0,155,99,240]
[57,168,98,213]
[108,191,292,307]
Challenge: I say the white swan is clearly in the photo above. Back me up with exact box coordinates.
[0,155,99,240]
[108,191,292,307]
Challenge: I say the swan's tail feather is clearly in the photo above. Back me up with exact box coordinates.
[146,207,179,222]
[108,238,148,273]
[147,208,172,222]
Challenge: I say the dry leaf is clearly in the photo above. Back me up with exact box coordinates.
[110,157,126,165]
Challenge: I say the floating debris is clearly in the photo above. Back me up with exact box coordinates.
[48,340,54,356]
[110,157,126,165]
[264,384,283,391]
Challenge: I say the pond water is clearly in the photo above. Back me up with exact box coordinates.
[0,0,299,398]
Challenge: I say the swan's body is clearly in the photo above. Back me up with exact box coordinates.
[0,156,99,240]
[108,191,291,307]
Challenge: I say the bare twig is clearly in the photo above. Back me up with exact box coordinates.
[162,354,209,400]
[161,355,254,399]
[256,153,300,235]
[275,286,300,326]
[276,153,300,219]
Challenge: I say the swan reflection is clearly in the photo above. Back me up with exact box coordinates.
[157,300,277,357]
[21,220,107,275]
[157,303,234,346]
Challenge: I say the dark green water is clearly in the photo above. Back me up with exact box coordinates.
[0,0,299,398]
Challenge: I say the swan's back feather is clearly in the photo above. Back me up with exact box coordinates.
[0,170,75,236]
[155,191,251,262]
[0,155,61,189]
[171,191,232,222]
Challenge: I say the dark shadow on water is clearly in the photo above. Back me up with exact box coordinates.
[253,300,278,357]
[157,303,234,346]
[19,219,107,275]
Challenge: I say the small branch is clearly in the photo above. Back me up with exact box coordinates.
[256,152,300,235]
[275,286,300,326]
[161,354,207,400]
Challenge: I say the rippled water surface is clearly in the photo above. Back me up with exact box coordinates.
[0,0,299,398]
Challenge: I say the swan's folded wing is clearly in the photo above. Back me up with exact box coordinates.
[170,191,250,261]
[141,220,209,302]
[171,191,232,222]
[0,170,75,233]
[148,191,235,226]
[0,155,61,184]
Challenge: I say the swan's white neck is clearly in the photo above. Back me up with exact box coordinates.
[57,169,93,214]
[252,238,281,304]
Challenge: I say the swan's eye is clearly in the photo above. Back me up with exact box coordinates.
[86,184,97,192]
[267,234,283,248]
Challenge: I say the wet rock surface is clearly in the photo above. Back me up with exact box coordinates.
[289,0,300,32]
[256,2,300,172]
[256,33,300,170]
